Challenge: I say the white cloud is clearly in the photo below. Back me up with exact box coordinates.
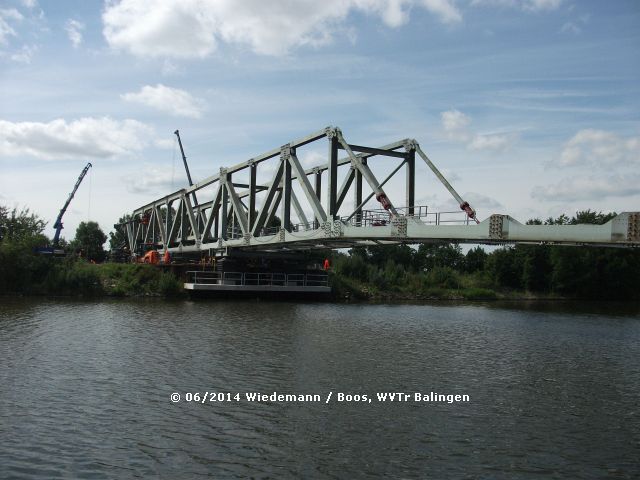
[534,129,640,203]
[103,0,218,59]
[523,0,562,12]
[0,117,154,160]
[441,109,471,141]
[161,59,183,76]
[364,0,412,27]
[20,0,38,8]
[155,138,175,149]
[468,133,512,151]
[557,129,640,167]
[121,84,206,118]
[420,0,463,24]
[441,109,470,132]
[299,150,326,168]
[9,43,36,63]
[0,8,23,47]
[122,166,176,194]
[470,0,562,12]
[65,19,84,48]
[441,108,516,151]
[560,13,588,35]
[102,0,461,59]
[531,174,640,201]
[560,21,580,35]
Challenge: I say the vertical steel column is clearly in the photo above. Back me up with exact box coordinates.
[249,162,256,231]
[152,208,156,244]
[355,159,364,224]
[179,200,185,243]
[165,201,171,246]
[230,205,236,237]
[314,168,322,229]
[327,133,339,219]
[221,170,229,240]
[406,149,415,215]
[281,148,292,231]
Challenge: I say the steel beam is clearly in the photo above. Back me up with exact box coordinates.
[354,160,364,224]
[327,131,339,219]
[224,176,249,236]
[252,161,284,236]
[336,130,399,216]
[281,148,292,232]
[291,190,310,229]
[339,143,407,159]
[289,153,327,225]
[406,147,415,215]
[248,163,257,231]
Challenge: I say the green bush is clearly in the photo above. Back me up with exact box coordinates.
[424,266,461,289]
[461,288,497,300]
[156,271,183,297]
[334,254,371,282]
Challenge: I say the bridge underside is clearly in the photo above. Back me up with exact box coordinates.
[117,126,640,257]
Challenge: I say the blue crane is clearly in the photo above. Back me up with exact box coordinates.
[52,162,92,246]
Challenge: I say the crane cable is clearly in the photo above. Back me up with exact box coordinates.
[171,135,177,191]
[87,166,92,221]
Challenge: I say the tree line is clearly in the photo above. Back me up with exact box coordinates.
[332,210,640,300]
[0,205,108,294]
[2,204,639,299]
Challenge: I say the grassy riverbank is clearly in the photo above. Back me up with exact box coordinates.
[0,256,184,298]
[329,269,550,302]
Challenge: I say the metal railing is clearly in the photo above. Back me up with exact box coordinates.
[187,271,329,287]
[343,206,471,227]
[224,205,471,237]
[226,222,317,239]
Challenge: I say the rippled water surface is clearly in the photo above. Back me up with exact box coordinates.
[1,298,639,479]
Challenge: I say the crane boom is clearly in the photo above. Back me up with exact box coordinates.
[52,162,92,246]
[174,130,198,206]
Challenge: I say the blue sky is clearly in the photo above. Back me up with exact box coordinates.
[1,0,638,241]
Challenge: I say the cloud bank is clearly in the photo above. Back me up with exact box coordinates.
[441,108,516,151]
[102,0,462,58]
[0,117,154,160]
[122,84,206,118]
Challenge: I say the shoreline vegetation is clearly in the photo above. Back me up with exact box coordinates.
[1,205,639,302]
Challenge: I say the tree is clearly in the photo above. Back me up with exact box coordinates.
[366,244,415,269]
[416,243,464,271]
[545,214,570,225]
[485,246,525,289]
[73,221,107,262]
[0,205,47,243]
[571,209,616,225]
[109,214,132,251]
[464,246,488,273]
[521,245,552,292]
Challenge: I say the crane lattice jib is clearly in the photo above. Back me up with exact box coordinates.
[53,162,92,246]
[116,127,639,256]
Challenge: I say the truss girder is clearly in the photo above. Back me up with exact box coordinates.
[120,126,640,256]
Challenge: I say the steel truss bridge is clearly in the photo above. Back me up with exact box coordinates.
[118,126,640,256]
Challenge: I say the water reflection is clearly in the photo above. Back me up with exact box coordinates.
[0,298,638,478]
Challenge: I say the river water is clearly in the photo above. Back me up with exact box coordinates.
[1,298,639,479]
